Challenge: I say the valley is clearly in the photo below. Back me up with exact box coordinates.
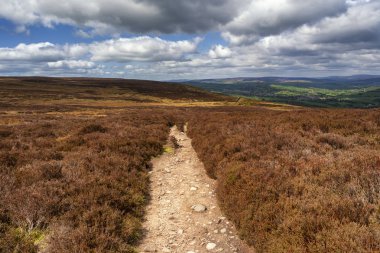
[183,75,380,108]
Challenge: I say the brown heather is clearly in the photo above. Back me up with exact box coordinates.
[1,77,380,253]
[186,107,380,253]
[0,108,183,253]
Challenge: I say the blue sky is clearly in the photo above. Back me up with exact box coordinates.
[0,0,379,80]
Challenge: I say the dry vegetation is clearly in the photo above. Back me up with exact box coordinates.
[0,77,233,110]
[187,107,380,253]
[0,107,187,252]
[1,77,380,252]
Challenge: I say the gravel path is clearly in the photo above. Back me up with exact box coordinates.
[138,126,254,253]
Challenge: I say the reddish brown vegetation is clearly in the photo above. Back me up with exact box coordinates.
[187,107,380,253]
[0,77,232,105]
[1,76,380,252]
[0,109,180,252]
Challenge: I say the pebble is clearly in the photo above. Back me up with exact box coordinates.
[206,243,217,250]
[162,247,171,252]
[192,204,207,212]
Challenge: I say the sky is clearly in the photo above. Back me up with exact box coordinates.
[0,0,379,80]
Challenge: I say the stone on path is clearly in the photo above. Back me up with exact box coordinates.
[191,204,207,212]
[162,247,171,252]
[206,243,217,250]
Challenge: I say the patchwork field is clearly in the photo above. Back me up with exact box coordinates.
[183,76,380,108]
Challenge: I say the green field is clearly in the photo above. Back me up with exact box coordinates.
[183,76,380,108]
[269,84,380,107]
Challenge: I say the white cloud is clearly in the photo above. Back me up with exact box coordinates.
[0,42,65,62]
[0,42,89,63]
[209,45,232,59]
[0,36,199,64]
[0,36,204,78]
[90,36,201,62]
[47,60,95,69]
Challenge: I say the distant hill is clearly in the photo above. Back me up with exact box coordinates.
[180,75,380,108]
[0,77,233,110]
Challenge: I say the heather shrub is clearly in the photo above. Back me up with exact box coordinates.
[79,124,107,134]
[317,133,349,149]
[0,130,12,138]
[187,108,380,252]
[0,109,173,252]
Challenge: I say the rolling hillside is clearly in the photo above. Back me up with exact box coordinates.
[0,77,233,111]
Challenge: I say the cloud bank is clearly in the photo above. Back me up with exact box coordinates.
[0,0,379,79]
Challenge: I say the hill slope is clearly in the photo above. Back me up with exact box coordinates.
[0,77,233,110]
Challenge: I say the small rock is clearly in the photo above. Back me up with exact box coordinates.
[190,187,197,191]
[220,228,227,234]
[162,247,171,252]
[206,243,217,250]
[178,229,184,234]
[192,204,207,212]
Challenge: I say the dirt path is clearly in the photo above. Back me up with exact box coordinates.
[138,126,254,253]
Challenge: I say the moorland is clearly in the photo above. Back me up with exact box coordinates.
[0,77,379,253]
